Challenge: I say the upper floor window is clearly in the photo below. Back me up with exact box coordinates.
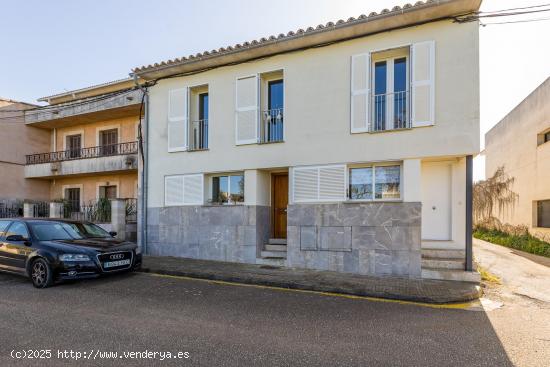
[167,85,209,153]
[351,41,435,134]
[373,56,409,132]
[189,86,209,151]
[67,134,81,159]
[537,129,550,146]
[236,70,284,146]
[99,128,118,156]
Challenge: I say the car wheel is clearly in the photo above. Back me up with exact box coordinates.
[31,258,53,289]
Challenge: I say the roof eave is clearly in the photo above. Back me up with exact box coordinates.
[134,0,481,80]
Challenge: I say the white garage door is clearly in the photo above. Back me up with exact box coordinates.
[421,161,452,240]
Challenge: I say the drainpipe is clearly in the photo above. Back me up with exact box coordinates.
[132,74,149,254]
[465,155,473,271]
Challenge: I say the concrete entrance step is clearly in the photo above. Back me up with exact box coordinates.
[421,268,481,283]
[268,238,287,245]
[265,244,287,252]
[421,249,465,259]
[261,251,287,259]
[421,257,465,270]
[255,258,287,267]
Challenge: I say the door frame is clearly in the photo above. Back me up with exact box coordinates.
[271,172,288,239]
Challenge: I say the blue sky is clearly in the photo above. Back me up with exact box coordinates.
[1,0,549,179]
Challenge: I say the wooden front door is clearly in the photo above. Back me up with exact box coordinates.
[272,174,288,239]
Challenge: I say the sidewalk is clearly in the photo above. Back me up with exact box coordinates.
[140,256,481,304]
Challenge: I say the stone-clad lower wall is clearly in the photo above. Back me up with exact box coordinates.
[286,202,421,277]
[146,205,270,263]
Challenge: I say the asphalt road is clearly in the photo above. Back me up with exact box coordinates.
[0,271,512,367]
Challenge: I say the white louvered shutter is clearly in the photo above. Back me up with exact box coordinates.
[293,165,346,202]
[293,167,319,202]
[183,174,204,205]
[235,75,259,145]
[165,176,184,206]
[411,41,435,127]
[350,53,370,133]
[319,166,347,201]
[168,88,189,151]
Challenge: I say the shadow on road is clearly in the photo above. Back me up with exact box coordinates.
[0,272,513,366]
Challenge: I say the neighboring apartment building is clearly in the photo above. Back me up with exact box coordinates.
[485,77,550,240]
[0,98,50,214]
[135,0,481,281]
[23,79,142,217]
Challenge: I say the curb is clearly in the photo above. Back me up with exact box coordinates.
[138,266,482,304]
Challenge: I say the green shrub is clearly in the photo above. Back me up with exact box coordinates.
[474,227,550,258]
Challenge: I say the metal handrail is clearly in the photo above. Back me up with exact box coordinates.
[260,108,284,143]
[372,90,410,132]
[188,119,208,151]
[26,141,138,165]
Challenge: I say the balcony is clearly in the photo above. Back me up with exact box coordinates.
[260,108,284,143]
[25,89,143,128]
[25,141,138,178]
[188,119,208,151]
[372,90,410,132]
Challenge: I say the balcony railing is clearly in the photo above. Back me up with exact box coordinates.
[372,90,410,132]
[188,119,208,151]
[26,141,138,165]
[260,108,284,143]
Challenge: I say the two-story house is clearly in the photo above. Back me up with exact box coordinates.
[134,0,481,281]
[485,77,550,240]
[24,78,143,221]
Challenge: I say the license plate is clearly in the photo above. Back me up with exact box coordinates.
[103,259,131,268]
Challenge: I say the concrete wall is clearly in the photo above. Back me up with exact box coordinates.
[286,202,421,277]
[146,205,270,263]
[146,19,480,208]
[0,100,50,201]
[485,77,550,239]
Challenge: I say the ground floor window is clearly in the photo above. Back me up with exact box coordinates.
[211,174,244,204]
[349,165,401,200]
[99,185,117,199]
[65,188,81,212]
[537,200,550,228]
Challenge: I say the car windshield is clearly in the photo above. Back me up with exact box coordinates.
[31,222,84,241]
[66,222,113,239]
[30,221,113,241]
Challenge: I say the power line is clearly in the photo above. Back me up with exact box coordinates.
[482,16,550,25]
[480,3,550,14]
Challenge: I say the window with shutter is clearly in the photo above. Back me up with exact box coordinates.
[168,88,189,152]
[165,174,204,206]
[293,165,346,203]
[411,41,435,127]
[236,75,259,145]
[350,53,370,133]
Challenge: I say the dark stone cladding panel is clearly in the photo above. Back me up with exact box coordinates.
[287,202,421,278]
[146,205,270,264]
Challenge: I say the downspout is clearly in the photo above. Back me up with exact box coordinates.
[465,155,473,271]
[133,74,149,254]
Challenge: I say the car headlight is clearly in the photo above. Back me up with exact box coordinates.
[59,254,91,262]
[135,247,142,255]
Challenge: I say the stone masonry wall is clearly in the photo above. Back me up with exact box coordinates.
[146,205,270,263]
[287,202,421,277]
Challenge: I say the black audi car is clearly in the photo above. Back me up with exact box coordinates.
[0,218,142,288]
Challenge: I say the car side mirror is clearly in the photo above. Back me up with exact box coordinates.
[109,231,117,237]
[6,234,24,242]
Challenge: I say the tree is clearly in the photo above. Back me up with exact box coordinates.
[473,166,518,226]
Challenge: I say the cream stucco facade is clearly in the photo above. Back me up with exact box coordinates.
[485,77,550,239]
[138,1,480,282]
